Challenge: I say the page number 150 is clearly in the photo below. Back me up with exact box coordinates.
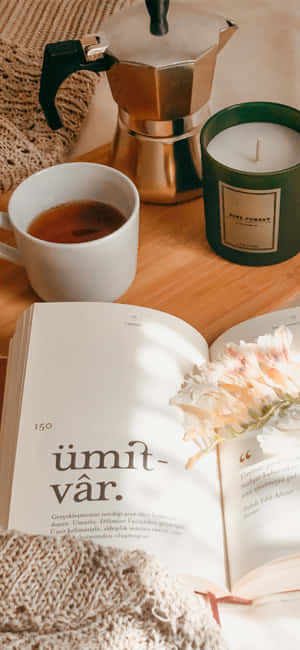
[34,422,53,431]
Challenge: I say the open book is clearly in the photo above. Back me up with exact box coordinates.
[1,302,300,601]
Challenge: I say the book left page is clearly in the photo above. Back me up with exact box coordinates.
[7,302,226,589]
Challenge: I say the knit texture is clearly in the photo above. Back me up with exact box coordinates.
[0,530,227,649]
[0,0,134,192]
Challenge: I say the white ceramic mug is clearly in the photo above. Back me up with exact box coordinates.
[0,163,139,301]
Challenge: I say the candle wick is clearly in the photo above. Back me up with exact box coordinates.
[255,137,262,162]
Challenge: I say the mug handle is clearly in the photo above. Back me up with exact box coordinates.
[0,212,22,265]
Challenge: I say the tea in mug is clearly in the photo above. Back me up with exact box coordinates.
[27,200,126,244]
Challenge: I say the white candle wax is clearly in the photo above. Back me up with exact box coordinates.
[207,122,300,172]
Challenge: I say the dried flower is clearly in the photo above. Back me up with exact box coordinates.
[170,327,300,468]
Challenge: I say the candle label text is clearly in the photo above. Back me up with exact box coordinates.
[219,182,281,253]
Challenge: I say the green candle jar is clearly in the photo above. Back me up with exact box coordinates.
[200,102,300,265]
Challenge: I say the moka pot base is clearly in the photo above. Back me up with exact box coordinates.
[111,105,211,204]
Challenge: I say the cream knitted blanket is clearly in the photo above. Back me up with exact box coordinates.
[0,530,227,649]
[0,0,133,192]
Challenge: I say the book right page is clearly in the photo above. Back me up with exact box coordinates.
[210,308,300,597]
[219,431,300,597]
[210,307,300,359]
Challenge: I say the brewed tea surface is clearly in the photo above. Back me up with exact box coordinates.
[28,200,126,244]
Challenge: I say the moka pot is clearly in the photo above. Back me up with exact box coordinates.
[39,0,237,204]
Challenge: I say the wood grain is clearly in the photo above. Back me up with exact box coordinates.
[0,143,299,355]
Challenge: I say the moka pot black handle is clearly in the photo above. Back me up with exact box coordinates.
[39,40,115,130]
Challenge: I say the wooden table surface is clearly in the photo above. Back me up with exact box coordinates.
[0,143,299,356]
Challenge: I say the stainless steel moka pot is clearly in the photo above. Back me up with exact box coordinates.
[39,0,237,203]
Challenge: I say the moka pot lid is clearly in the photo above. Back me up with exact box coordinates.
[101,2,232,68]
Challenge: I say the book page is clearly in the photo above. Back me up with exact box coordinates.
[7,303,226,589]
[210,308,300,595]
[0,306,34,527]
[220,432,300,595]
[210,307,300,360]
